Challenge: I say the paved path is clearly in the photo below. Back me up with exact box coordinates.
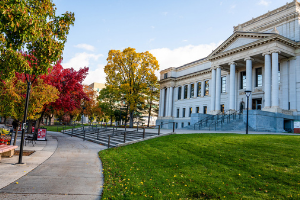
[0,132,106,200]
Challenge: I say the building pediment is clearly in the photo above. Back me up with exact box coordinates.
[208,31,298,61]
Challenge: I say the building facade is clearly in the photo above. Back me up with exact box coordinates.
[157,0,300,132]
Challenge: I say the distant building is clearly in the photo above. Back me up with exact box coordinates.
[89,82,105,94]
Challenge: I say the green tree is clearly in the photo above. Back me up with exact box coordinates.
[98,86,118,126]
[104,47,159,128]
[145,81,160,127]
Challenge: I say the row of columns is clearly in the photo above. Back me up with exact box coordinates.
[210,51,280,113]
[159,51,281,117]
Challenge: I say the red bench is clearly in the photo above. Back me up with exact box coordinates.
[0,145,18,161]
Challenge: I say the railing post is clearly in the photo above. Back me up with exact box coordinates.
[137,122,139,132]
[108,135,111,148]
[63,127,65,134]
[97,129,99,140]
[71,128,73,137]
[124,132,126,143]
[158,125,160,135]
[113,127,115,134]
[106,122,107,129]
[125,122,127,131]
[83,130,86,141]
[143,128,145,139]
[57,126,58,132]
[173,122,175,132]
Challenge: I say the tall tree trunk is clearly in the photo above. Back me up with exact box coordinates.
[27,120,33,134]
[147,100,152,127]
[48,116,52,125]
[129,111,134,128]
[13,121,20,146]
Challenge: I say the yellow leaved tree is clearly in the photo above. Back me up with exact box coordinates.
[104,47,159,128]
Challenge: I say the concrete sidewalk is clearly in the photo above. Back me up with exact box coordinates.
[0,131,107,200]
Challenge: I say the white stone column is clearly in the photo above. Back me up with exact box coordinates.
[263,52,271,108]
[188,84,191,99]
[168,87,173,117]
[229,62,236,110]
[165,87,170,117]
[161,88,166,117]
[215,67,221,112]
[272,52,280,108]
[201,80,205,97]
[159,89,163,116]
[245,57,254,109]
[194,82,197,98]
[210,68,216,112]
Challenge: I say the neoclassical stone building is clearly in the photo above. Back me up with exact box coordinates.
[157,0,300,132]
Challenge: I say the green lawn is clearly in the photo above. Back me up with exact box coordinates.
[42,124,90,132]
[99,134,300,199]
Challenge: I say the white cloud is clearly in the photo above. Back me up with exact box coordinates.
[182,40,188,42]
[258,0,270,6]
[149,38,156,43]
[149,42,223,77]
[83,64,106,85]
[62,52,103,71]
[74,44,95,51]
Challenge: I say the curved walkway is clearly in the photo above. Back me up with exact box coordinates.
[0,132,107,200]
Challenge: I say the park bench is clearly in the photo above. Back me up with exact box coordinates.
[0,145,18,161]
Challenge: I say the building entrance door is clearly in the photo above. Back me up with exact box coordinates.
[252,98,262,110]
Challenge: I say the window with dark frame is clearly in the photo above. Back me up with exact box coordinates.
[189,107,192,117]
[197,82,201,97]
[177,109,179,118]
[190,83,194,98]
[205,80,209,96]
[203,106,207,114]
[164,73,168,79]
[184,85,188,99]
[240,71,246,89]
[182,122,184,128]
[183,108,186,117]
[221,77,226,93]
[196,107,200,113]
[255,68,262,87]
[178,87,182,100]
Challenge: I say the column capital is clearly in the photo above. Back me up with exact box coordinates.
[270,50,281,54]
[211,66,220,70]
[262,51,271,56]
[228,62,237,66]
[244,57,254,61]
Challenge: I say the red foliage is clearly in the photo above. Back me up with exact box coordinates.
[41,61,90,113]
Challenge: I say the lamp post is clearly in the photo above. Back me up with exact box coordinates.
[82,106,86,128]
[245,90,252,135]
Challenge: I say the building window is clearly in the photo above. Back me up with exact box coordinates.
[221,104,225,113]
[164,73,168,79]
[196,107,200,113]
[177,109,180,118]
[278,64,280,84]
[183,108,186,117]
[190,83,194,98]
[182,122,184,128]
[188,122,190,126]
[175,123,178,129]
[221,77,226,93]
[240,71,246,89]
[189,107,192,117]
[197,82,201,97]
[184,85,188,99]
[178,87,182,100]
[203,106,207,114]
[205,80,209,96]
[256,68,262,87]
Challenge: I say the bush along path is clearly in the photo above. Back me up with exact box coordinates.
[99,134,300,199]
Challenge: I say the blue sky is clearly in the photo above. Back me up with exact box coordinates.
[53,0,288,84]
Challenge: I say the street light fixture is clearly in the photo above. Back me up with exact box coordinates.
[245,90,252,135]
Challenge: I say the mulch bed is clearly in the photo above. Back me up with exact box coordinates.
[14,150,35,156]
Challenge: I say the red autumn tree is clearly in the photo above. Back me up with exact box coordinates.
[36,61,90,128]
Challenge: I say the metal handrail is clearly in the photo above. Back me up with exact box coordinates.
[208,110,243,131]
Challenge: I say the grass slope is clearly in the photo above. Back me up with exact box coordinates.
[99,134,300,199]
